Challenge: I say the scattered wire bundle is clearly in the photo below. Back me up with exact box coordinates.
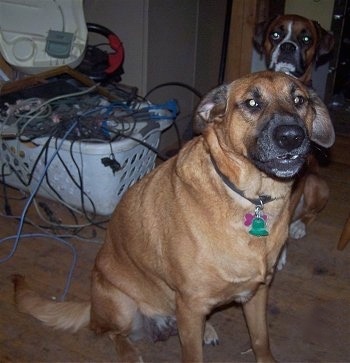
[1,84,177,214]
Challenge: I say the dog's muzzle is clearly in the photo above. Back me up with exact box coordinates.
[271,41,305,78]
[250,114,310,179]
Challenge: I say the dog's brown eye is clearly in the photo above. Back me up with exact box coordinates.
[294,95,305,106]
[302,35,311,45]
[245,99,260,109]
[271,32,281,40]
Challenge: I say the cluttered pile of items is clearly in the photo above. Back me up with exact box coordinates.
[0,1,180,298]
[0,0,178,218]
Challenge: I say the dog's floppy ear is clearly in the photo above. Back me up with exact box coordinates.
[314,21,335,67]
[314,21,334,56]
[253,20,268,54]
[253,16,278,54]
[309,89,335,148]
[193,84,229,134]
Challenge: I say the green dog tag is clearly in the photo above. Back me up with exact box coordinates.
[249,217,269,237]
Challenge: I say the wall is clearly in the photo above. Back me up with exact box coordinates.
[284,0,334,29]
[194,1,227,92]
[145,0,199,146]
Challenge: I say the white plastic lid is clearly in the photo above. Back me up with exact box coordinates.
[0,0,87,74]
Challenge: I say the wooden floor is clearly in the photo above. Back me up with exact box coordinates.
[0,134,350,362]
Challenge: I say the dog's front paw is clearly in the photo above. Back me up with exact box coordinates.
[289,219,306,239]
[203,322,219,346]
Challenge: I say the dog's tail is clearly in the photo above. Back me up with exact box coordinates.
[12,274,90,332]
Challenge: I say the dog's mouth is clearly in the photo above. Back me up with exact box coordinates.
[254,152,307,178]
[274,62,296,75]
[271,61,305,79]
[249,114,311,179]
[277,153,300,160]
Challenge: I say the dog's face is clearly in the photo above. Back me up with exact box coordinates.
[254,14,334,82]
[194,71,335,178]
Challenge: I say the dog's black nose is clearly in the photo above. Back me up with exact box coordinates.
[280,42,296,53]
[273,124,305,151]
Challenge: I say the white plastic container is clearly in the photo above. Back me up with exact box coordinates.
[0,0,87,74]
[1,121,161,216]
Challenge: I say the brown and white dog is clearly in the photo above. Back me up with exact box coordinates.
[253,14,334,86]
[13,72,335,362]
[254,15,334,252]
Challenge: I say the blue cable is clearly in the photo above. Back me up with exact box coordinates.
[0,233,77,301]
[0,120,78,301]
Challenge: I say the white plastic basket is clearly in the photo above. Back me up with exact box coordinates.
[0,121,160,216]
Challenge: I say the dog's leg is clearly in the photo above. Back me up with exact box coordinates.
[176,297,206,362]
[242,284,276,363]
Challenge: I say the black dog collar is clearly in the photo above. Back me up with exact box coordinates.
[210,155,275,206]
[210,155,276,237]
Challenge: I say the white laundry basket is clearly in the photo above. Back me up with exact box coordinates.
[1,121,161,216]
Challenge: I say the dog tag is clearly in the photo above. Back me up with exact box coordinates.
[245,204,269,237]
[249,217,269,236]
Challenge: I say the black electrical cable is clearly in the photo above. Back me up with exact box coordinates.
[39,123,96,227]
[107,127,168,161]
[51,123,107,228]
[218,0,233,84]
[171,120,182,150]
[43,135,71,205]
[145,82,202,99]
[2,164,12,215]
[5,134,53,188]
[68,138,104,225]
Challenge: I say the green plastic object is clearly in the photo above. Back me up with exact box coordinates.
[249,217,269,237]
[45,30,73,58]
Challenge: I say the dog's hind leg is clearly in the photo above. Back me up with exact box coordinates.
[90,268,143,362]
[290,173,329,239]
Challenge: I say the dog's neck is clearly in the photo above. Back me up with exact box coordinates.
[210,155,275,206]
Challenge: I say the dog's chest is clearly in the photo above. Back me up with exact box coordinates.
[196,238,275,305]
[201,261,269,307]
[199,209,288,305]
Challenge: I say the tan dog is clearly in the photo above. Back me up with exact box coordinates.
[12,72,335,363]
[254,14,335,246]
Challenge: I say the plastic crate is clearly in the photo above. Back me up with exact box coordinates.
[0,121,160,216]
